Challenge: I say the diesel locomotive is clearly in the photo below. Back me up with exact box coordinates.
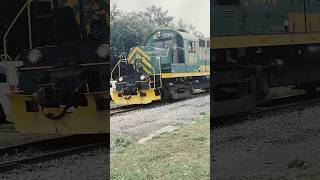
[110,29,210,105]
[1,0,109,134]
[212,0,320,116]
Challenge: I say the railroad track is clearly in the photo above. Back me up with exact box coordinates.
[213,92,320,128]
[0,134,108,173]
[110,91,210,116]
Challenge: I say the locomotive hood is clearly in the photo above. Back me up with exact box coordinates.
[127,46,168,75]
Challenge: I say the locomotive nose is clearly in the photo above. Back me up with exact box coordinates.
[121,83,137,96]
[128,47,153,75]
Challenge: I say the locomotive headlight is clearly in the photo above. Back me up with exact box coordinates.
[96,43,109,58]
[140,75,146,80]
[118,77,124,82]
[27,49,42,64]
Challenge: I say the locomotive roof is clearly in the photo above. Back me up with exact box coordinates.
[177,31,199,42]
[152,29,200,42]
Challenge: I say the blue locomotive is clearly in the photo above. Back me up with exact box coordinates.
[111,29,210,105]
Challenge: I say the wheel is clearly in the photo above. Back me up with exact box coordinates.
[160,86,173,100]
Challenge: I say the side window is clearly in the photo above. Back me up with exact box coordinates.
[0,73,6,83]
[173,34,185,64]
[199,40,205,47]
[188,41,196,53]
[206,41,210,48]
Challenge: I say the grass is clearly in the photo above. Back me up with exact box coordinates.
[111,133,133,154]
[111,113,210,180]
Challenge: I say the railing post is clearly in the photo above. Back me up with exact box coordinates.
[27,0,33,49]
[3,0,33,62]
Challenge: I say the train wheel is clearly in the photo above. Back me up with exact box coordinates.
[169,84,192,100]
[160,87,172,100]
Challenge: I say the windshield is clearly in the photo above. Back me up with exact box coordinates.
[144,30,181,49]
[151,38,173,49]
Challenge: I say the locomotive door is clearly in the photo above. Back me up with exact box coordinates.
[305,0,320,32]
[288,0,306,32]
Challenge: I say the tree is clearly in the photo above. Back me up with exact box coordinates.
[143,5,174,28]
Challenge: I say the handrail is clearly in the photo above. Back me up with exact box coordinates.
[111,45,177,89]
[0,54,13,62]
[157,56,163,88]
[3,0,33,62]
[27,0,33,49]
[111,56,157,89]
[111,58,124,80]
[147,60,156,89]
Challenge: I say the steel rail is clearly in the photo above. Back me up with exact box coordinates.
[110,91,210,116]
[0,143,106,173]
[0,134,108,173]
[213,92,320,128]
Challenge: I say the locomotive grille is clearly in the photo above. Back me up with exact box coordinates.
[223,10,234,17]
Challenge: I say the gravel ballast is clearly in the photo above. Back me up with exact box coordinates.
[0,148,108,179]
[212,104,320,179]
[111,94,210,139]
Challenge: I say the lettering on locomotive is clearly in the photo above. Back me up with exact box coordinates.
[253,0,278,5]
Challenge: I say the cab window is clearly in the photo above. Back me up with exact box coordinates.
[188,41,196,53]
[199,39,205,47]
[153,39,173,49]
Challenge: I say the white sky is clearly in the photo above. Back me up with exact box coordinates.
[112,0,210,37]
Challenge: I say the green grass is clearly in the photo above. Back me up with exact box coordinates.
[111,114,210,180]
[111,133,134,154]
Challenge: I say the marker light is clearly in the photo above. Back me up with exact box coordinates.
[27,49,42,64]
[97,43,109,58]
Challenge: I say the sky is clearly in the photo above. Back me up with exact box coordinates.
[112,0,210,37]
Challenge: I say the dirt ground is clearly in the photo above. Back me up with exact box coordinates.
[212,105,320,180]
[111,94,210,139]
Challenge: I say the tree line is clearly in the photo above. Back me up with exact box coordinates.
[110,3,204,64]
